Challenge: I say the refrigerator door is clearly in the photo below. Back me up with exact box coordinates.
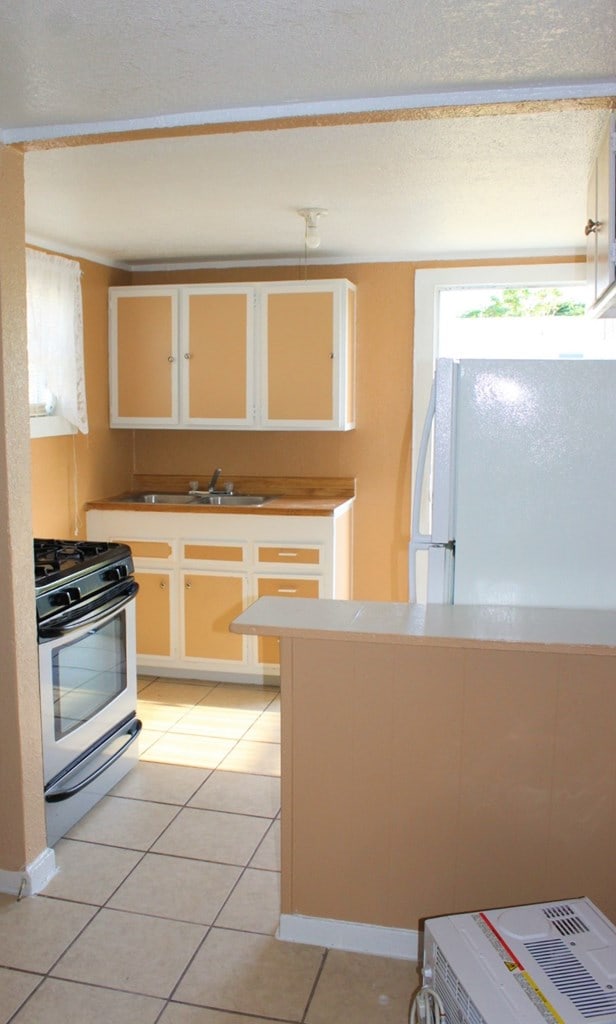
[452,359,616,608]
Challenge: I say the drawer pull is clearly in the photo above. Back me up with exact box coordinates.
[277,551,298,557]
[277,587,298,594]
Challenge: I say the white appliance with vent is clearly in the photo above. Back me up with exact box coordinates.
[422,898,616,1024]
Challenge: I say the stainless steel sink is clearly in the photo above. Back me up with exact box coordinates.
[196,494,274,506]
[116,492,276,507]
[132,493,197,504]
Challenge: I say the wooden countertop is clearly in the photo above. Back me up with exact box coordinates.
[231,597,616,655]
[85,495,353,517]
[85,475,355,518]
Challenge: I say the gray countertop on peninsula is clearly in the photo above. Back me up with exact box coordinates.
[230,597,616,654]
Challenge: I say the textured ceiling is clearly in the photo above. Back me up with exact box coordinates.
[25,109,609,265]
[1,0,614,138]
[5,0,615,264]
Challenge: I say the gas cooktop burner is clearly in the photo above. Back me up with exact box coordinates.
[33,539,115,582]
[33,538,135,614]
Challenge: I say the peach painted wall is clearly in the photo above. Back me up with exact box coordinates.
[130,262,415,602]
[30,258,132,539]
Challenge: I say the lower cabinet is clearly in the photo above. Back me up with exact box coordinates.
[86,506,352,683]
[182,571,246,662]
[134,569,173,658]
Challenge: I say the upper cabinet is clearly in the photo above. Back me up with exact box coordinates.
[586,113,616,319]
[109,279,356,430]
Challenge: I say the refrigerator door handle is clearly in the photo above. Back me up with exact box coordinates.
[411,375,436,548]
[409,375,437,601]
[409,364,457,602]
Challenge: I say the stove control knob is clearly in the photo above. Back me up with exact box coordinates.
[50,587,81,608]
[103,565,128,582]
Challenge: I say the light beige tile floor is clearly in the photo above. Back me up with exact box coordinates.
[0,678,416,1024]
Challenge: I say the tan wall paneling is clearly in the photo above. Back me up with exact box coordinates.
[283,636,616,930]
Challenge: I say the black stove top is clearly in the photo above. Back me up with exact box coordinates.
[34,539,135,625]
[34,539,132,586]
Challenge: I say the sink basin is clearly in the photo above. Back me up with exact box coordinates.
[197,494,274,507]
[114,492,277,507]
[132,493,197,504]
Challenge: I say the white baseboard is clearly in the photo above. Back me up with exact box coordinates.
[0,847,57,897]
[278,913,419,960]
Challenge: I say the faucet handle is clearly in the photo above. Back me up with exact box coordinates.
[189,480,199,492]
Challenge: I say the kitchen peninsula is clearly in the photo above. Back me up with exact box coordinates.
[231,597,616,958]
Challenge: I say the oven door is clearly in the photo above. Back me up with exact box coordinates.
[38,580,138,785]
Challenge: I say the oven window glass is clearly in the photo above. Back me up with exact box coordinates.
[52,613,128,739]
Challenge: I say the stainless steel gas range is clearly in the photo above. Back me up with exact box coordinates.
[34,539,141,846]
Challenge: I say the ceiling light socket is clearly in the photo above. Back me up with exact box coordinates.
[298,208,328,250]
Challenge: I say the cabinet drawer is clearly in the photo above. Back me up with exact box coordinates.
[257,545,321,566]
[183,542,246,563]
[117,539,174,561]
[257,576,320,665]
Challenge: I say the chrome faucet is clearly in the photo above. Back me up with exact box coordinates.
[207,467,222,493]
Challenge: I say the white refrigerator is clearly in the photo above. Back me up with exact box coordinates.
[410,358,616,608]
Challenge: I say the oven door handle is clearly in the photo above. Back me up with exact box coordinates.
[38,579,139,639]
[44,718,142,803]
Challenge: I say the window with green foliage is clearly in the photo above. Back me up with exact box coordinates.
[437,282,615,360]
[460,287,586,319]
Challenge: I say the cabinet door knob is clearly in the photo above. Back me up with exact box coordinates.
[159,580,166,589]
[185,580,192,589]
[184,352,193,360]
[167,354,175,363]
[585,218,601,236]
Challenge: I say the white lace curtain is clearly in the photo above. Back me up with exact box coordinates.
[26,248,89,434]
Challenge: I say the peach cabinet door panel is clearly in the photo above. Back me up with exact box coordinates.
[135,571,172,657]
[114,293,176,421]
[266,292,334,421]
[185,291,252,422]
[183,572,246,662]
[256,576,320,665]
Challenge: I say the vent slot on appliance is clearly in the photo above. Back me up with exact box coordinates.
[434,946,487,1024]
[542,904,591,938]
[525,938,616,1019]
